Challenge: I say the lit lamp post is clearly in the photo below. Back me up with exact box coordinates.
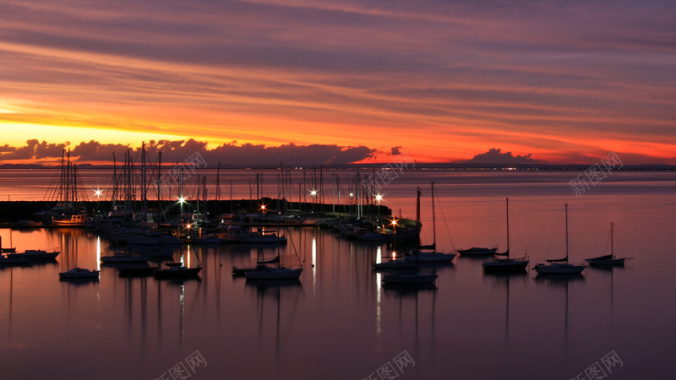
[94,188,102,215]
[310,190,317,213]
[375,194,383,222]
[178,196,186,232]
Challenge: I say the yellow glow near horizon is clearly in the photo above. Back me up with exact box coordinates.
[0,122,191,147]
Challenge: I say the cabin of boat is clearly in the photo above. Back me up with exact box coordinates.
[458,247,498,256]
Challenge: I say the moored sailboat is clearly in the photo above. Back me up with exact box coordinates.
[405,182,456,263]
[245,234,303,280]
[154,262,202,278]
[483,198,529,273]
[585,222,629,266]
[534,204,586,275]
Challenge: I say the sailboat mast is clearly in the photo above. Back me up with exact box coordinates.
[506,197,510,257]
[611,222,614,257]
[565,203,569,263]
[431,182,436,247]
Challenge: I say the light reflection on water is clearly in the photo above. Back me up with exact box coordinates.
[0,172,675,379]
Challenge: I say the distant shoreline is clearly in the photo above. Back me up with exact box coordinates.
[0,163,673,170]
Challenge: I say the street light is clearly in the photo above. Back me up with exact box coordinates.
[375,194,383,220]
[310,190,317,212]
[178,196,187,227]
[94,188,102,214]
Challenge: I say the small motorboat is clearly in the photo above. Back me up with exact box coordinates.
[7,249,60,260]
[59,267,100,279]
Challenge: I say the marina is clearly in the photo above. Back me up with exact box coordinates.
[0,169,673,379]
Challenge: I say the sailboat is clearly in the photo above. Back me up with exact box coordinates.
[154,247,202,279]
[534,204,586,275]
[46,150,88,227]
[245,234,303,280]
[482,198,529,273]
[405,182,456,263]
[154,262,202,278]
[585,222,629,266]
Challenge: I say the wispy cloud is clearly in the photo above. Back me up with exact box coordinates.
[1,0,675,163]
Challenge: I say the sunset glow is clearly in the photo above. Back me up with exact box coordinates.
[1,0,675,165]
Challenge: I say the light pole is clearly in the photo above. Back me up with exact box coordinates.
[178,196,186,233]
[94,188,102,215]
[310,190,317,213]
[375,194,383,222]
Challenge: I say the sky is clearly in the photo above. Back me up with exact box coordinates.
[1,0,675,165]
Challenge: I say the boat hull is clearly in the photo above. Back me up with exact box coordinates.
[7,250,60,260]
[534,263,586,274]
[59,268,100,279]
[457,247,498,256]
[406,252,456,263]
[483,259,529,273]
[585,256,626,266]
[382,273,438,284]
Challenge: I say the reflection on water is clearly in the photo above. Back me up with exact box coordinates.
[1,173,675,379]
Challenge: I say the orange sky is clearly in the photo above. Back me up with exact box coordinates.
[1,0,675,165]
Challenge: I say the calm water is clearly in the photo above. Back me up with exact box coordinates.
[1,170,675,379]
